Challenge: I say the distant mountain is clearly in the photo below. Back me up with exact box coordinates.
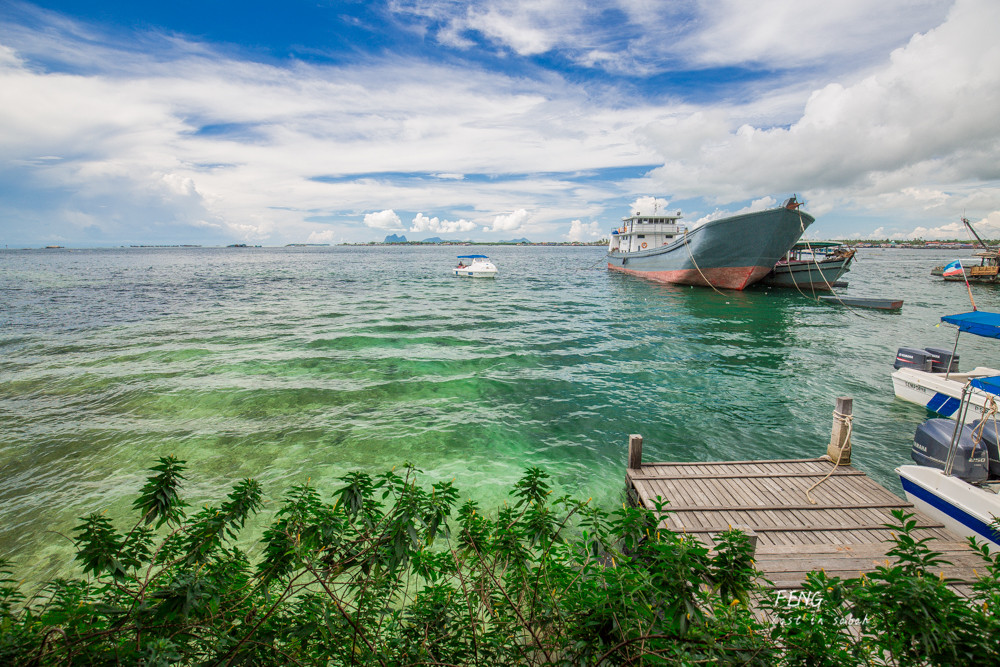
[383,234,407,243]
[421,237,466,244]
[501,237,531,244]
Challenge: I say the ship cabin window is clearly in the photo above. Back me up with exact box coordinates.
[637,234,645,238]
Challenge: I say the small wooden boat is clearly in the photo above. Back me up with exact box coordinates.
[818,295,902,310]
[931,217,1000,282]
[760,241,855,289]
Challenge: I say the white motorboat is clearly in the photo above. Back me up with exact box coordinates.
[453,255,497,278]
[891,310,1000,419]
[897,377,1000,547]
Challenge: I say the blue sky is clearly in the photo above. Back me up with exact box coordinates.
[1,0,998,246]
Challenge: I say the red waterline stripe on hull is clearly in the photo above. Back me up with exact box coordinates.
[607,264,770,291]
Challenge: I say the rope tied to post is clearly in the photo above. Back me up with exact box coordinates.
[805,408,854,504]
[970,395,999,467]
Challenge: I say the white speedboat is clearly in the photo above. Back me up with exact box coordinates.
[453,255,497,278]
[891,311,1000,419]
[897,377,1000,547]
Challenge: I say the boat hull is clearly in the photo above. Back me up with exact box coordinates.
[897,465,1000,546]
[760,255,854,289]
[819,295,902,310]
[891,366,1000,419]
[607,206,813,290]
[453,268,496,278]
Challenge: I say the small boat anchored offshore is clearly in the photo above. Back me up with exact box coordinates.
[453,255,497,278]
[932,217,1000,283]
[891,311,1000,419]
[606,196,812,290]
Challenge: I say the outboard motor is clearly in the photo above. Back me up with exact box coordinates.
[924,347,959,373]
[894,347,933,371]
[970,418,1000,480]
[912,418,989,483]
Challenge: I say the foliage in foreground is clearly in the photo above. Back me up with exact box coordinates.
[0,459,998,666]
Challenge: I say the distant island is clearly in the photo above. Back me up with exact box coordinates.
[352,237,607,246]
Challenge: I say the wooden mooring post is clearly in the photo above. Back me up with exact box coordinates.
[627,434,643,470]
[827,396,853,464]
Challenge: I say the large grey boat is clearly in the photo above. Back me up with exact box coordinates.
[607,197,814,290]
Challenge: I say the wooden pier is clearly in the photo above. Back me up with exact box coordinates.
[625,400,986,590]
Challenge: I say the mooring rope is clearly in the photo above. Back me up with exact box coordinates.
[789,210,874,319]
[805,408,854,504]
[970,395,999,470]
[581,252,612,270]
[682,228,728,296]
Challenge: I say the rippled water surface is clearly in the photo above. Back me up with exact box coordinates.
[3,245,999,581]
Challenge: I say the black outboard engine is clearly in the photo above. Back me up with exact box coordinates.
[970,419,1000,480]
[924,347,959,373]
[912,418,989,483]
[894,347,933,371]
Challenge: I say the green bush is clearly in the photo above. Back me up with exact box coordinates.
[0,460,997,665]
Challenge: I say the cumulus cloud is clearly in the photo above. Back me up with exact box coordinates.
[564,219,602,241]
[409,212,478,233]
[307,229,338,244]
[892,212,1000,241]
[364,209,403,230]
[627,196,672,217]
[486,208,530,232]
[0,0,996,244]
[641,0,1000,224]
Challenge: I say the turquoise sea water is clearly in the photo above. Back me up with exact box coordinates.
[2,245,999,582]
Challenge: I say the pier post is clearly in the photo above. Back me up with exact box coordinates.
[628,434,643,470]
[827,397,853,464]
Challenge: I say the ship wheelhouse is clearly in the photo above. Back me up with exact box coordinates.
[609,211,685,254]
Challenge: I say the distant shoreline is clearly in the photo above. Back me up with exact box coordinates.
[7,240,994,250]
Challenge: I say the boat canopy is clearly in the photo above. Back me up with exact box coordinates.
[457,255,489,259]
[790,241,844,249]
[970,376,1000,396]
[941,311,1000,338]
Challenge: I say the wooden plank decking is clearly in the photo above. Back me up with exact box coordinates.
[626,453,986,590]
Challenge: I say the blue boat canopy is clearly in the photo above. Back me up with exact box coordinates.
[970,376,1000,396]
[941,311,1000,339]
[457,254,489,258]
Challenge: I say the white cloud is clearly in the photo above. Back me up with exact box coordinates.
[564,219,602,241]
[640,0,1000,224]
[682,0,952,69]
[409,212,478,233]
[364,209,403,230]
[395,0,951,75]
[486,208,530,231]
[896,212,1000,241]
[0,0,996,244]
[307,229,337,244]
[627,196,673,217]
